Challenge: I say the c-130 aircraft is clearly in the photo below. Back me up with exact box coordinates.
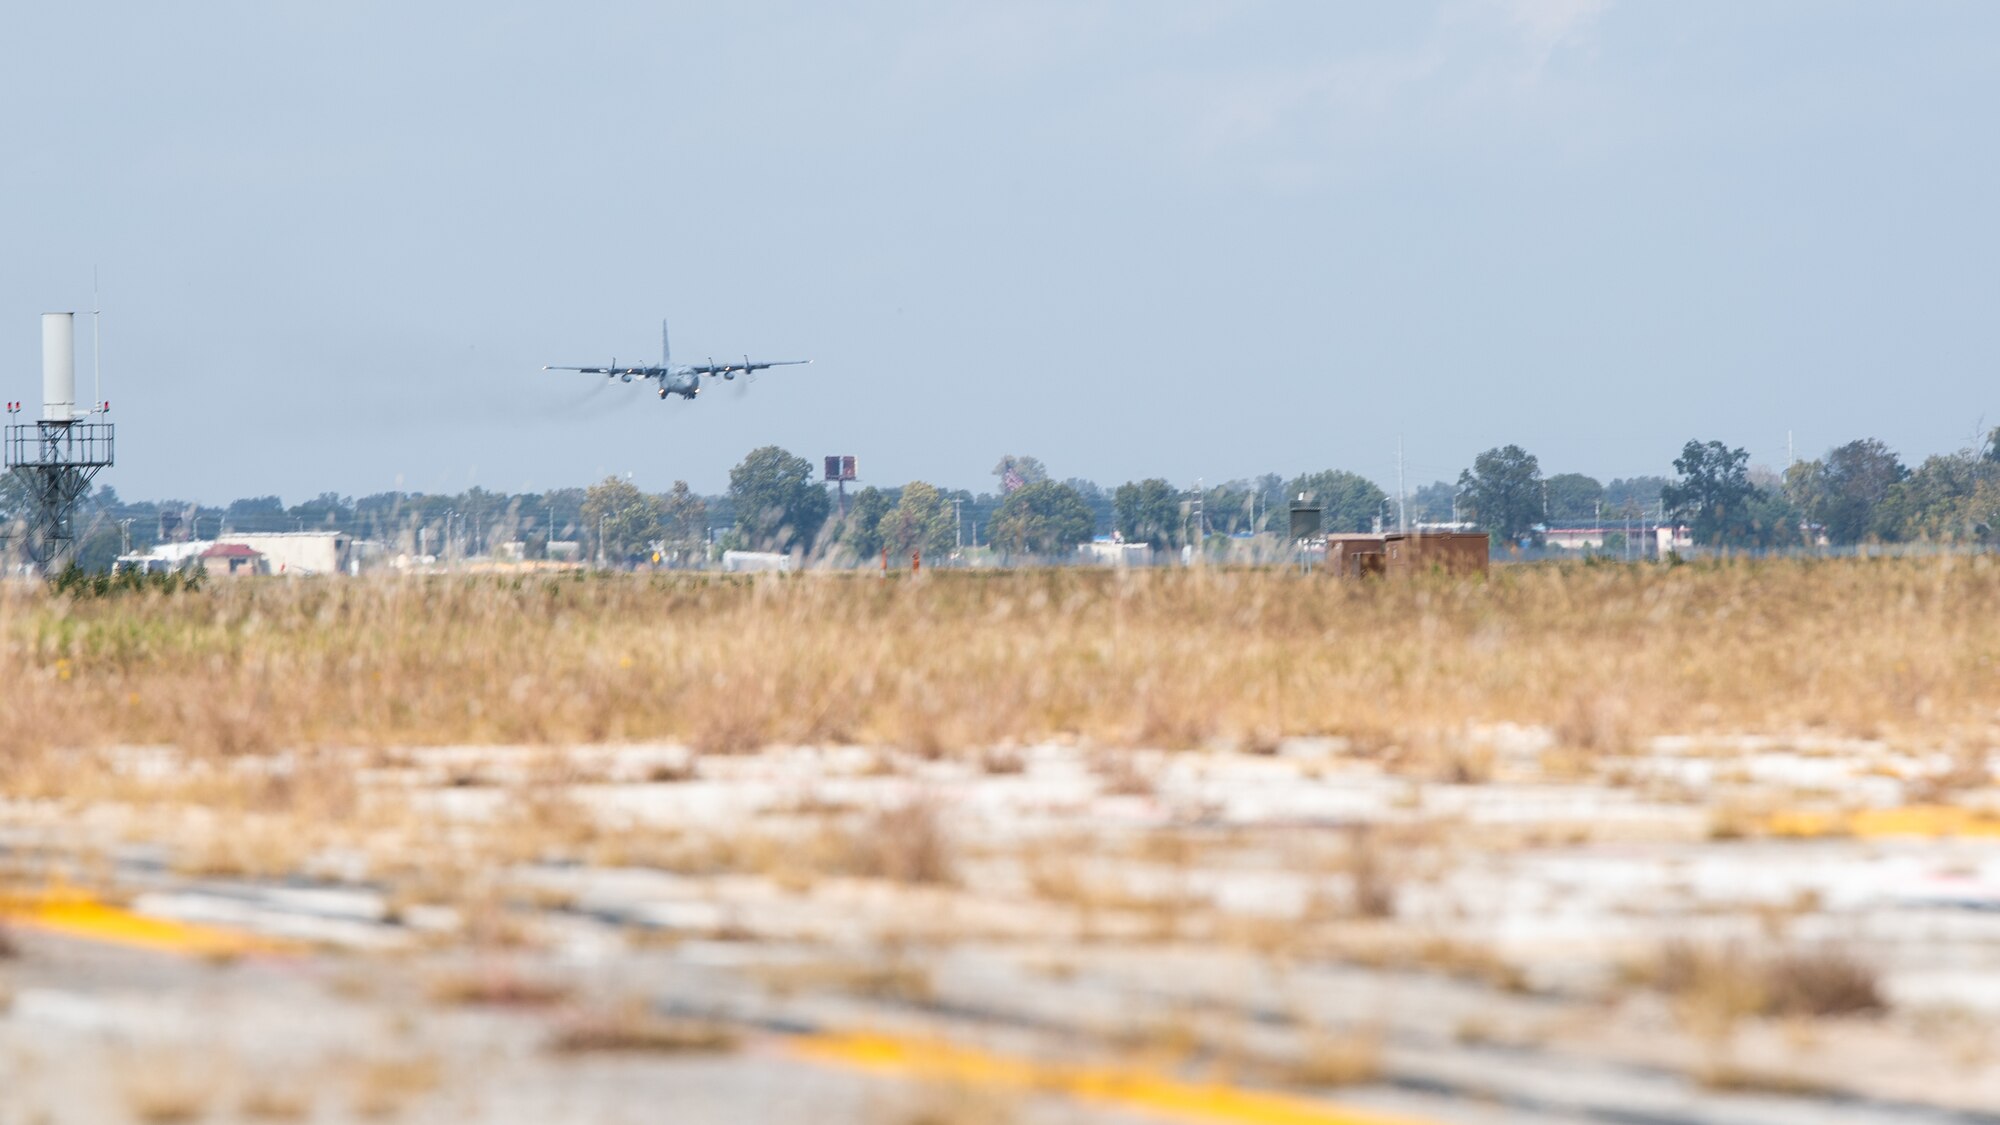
[543,320,809,400]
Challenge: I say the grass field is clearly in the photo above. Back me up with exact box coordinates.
[2,556,1995,763]
[3,557,1998,1122]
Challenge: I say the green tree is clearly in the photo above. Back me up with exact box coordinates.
[1880,451,2000,542]
[839,486,893,562]
[1786,439,1907,544]
[1200,479,1277,535]
[992,454,1049,494]
[225,495,286,532]
[1407,480,1459,524]
[1604,475,1667,518]
[1113,478,1183,547]
[1287,470,1389,534]
[287,491,354,531]
[1543,473,1604,525]
[988,480,1093,557]
[729,445,831,553]
[1457,445,1543,544]
[1065,478,1114,537]
[1661,441,1759,547]
[880,481,956,560]
[659,480,708,564]
[582,476,663,564]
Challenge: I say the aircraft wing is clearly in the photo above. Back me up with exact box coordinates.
[543,364,655,375]
[688,359,812,375]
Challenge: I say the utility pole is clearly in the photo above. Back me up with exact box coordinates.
[1191,477,1204,565]
[1396,435,1407,533]
[952,497,963,553]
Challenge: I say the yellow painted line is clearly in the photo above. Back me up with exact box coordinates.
[1765,805,2000,840]
[789,1030,1436,1125]
[0,886,288,956]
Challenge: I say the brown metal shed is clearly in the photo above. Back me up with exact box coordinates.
[1382,531,1490,578]
[1324,534,1387,578]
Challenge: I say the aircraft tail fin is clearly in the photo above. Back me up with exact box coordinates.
[661,320,671,367]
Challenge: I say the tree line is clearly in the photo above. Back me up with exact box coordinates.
[1448,430,2000,549]
[13,428,1998,570]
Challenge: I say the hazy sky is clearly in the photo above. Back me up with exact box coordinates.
[2,2,1995,503]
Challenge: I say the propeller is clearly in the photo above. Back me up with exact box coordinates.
[745,354,757,385]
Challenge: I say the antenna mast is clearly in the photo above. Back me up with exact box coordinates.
[91,269,102,413]
[5,311,115,571]
[1396,435,1407,533]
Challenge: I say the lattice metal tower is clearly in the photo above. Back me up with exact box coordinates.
[5,313,114,572]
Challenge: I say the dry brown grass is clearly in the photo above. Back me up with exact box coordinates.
[546,1002,739,1054]
[1696,1060,1840,1097]
[885,1079,1019,1125]
[238,1082,313,1121]
[842,799,956,885]
[754,958,935,1003]
[425,964,573,1007]
[1647,940,1885,1033]
[1,559,1995,771]
[1283,1029,1384,1087]
[348,1055,442,1118]
[1761,947,1887,1017]
[1345,826,1397,919]
[117,1053,215,1124]
[1409,937,1531,992]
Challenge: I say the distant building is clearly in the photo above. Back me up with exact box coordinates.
[1082,539,1152,567]
[1327,531,1490,579]
[1544,527,1608,550]
[722,550,793,573]
[219,532,354,575]
[115,540,212,574]
[116,531,366,576]
[199,542,263,577]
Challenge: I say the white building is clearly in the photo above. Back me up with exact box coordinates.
[722,550,794,573]
[1544,527,1608,550]
[220,532,355,575]
[115,531,361,576]
[1082,540,1153,567]
[114,540,212,574]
